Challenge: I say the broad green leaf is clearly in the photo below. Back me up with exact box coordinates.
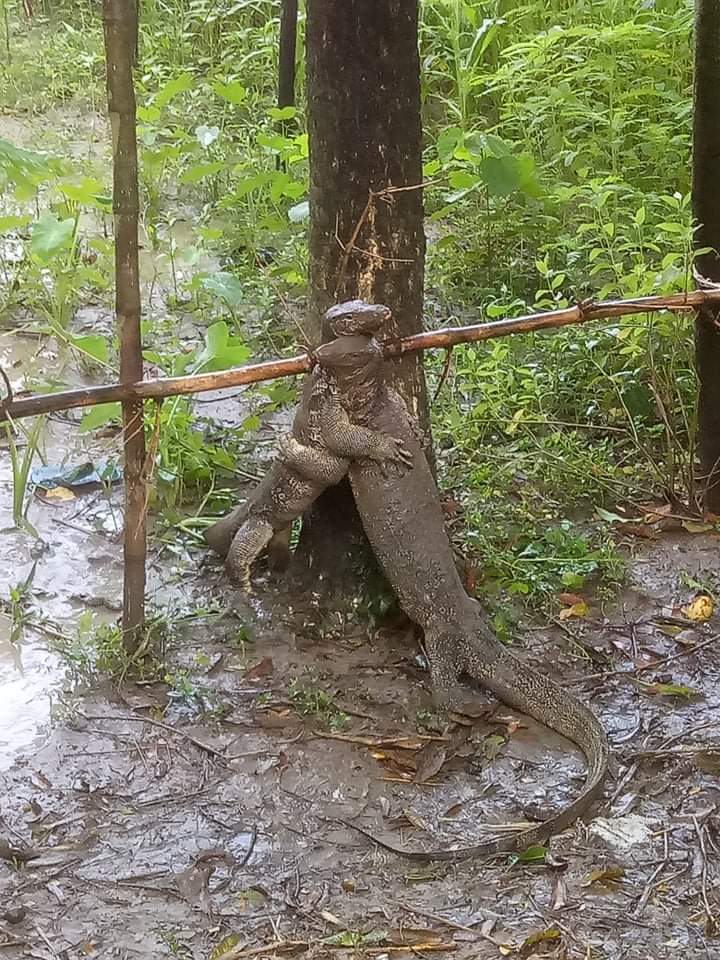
[0,214,31,234]
[204,320,229,358]
[58,178,112,210]
[515,844,548,864]
[212,80,247,105]
[79,402,121,432]
[195,321,251,372]
[436,126,463,162]
[71,335,109,364]
[30,214,75,263]
[479,155,520,196]
[201,272,244,307]
[137,104,162,123]
[448,170,480,190]
[180,161,224,184]
[0,137,63,189]
[154,71,193,108]
[231,173,271,199]
[268,105,296,120]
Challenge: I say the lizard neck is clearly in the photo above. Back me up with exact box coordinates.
[333,356,383,424]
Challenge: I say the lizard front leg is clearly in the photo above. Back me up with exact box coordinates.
[276,434,348,486]
[319,402,413,469]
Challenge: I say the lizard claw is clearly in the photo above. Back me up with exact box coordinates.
[392,438,413,468]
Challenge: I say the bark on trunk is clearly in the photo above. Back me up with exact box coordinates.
[298,0,428,579]
[693,0,720,511]
[103,0,146,649]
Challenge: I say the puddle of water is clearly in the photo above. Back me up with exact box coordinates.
[0,332,126,765]
[0,612,62,770]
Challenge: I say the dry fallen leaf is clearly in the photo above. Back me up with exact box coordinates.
[244,657,274,680]
[559,600,588,620]
[520,927,561,953]
[695,750,720,774]
[44,485,75,502]
[642,681,700,700]
[558,592,585,606]
[681,594,714,622]
[586,865,625,887]
[681,520,715,534]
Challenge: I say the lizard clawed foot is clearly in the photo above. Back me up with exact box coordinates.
[377,438,413,476]
[391,438,413,469]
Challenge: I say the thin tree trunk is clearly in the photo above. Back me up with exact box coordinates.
[693,0,720,512]
[103,0,146,649]
[278,0,297,111]
[275,0,298,171]
[299,0,428,578]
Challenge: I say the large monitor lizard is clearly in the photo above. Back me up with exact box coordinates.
[204,301,412,586]
[314,308,610,861]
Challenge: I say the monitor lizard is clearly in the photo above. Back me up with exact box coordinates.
[204,301,412,586]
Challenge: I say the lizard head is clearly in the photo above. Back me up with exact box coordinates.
[323,300,391,338]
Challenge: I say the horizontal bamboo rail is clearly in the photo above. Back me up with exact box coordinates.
[2,289,718,423]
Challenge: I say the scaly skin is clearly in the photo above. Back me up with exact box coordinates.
[315,325,610,861]
[204,301,412,584]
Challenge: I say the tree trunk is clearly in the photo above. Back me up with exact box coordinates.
[103,0,146,649]
[298,0,429,580]
[278,0,298,112]
[693,0,720,512]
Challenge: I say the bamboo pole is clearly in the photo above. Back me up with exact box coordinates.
[102,0,145,651]
[2,289,719,424]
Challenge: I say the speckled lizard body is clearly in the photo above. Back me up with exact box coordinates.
[204,301,412,584]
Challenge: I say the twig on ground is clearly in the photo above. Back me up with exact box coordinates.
[77,710,228,764]
[693,815,717,933]
[633,828,669,917]
[580,632,720,684]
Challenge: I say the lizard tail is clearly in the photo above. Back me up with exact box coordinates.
[344,633,609,862]
[458,625,609,842]
[344,623,609,862]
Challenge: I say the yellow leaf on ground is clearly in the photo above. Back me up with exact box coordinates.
[559,600,588,620]
[682,595,714,622]
[44,485,75,502]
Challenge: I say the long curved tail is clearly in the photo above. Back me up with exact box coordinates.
[346,623,608,862]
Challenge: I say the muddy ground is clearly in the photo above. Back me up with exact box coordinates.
[2,354,720,960]
[2,111,720,960]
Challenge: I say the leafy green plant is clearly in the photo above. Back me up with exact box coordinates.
[1,562,37,645]
[4,415,45,534]
[289,677,348,731]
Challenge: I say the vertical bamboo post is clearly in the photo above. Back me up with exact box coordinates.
[102,0,146,650]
